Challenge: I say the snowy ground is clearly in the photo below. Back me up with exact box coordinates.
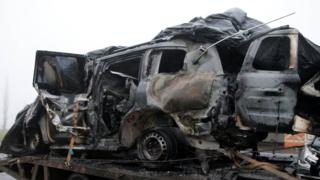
[0,173,15,180]
[0,153,15,179]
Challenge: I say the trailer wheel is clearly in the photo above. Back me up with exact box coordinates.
[137,128,178,161]
[29,133,41,151]
[67,173,89,180]
[27,130,48,155]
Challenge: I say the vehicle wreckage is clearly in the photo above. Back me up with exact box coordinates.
[2,8,320,179]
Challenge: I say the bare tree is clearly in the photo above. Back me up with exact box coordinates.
[2,79,8,130]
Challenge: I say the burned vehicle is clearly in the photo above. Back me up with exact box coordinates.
[3,8,320,171]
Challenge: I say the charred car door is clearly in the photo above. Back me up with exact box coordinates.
[236,29,300,133]
[33,50,87,94]
[33,51,88,144]
[140,46,225,115]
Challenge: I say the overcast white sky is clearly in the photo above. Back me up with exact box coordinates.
[0,0,319,128]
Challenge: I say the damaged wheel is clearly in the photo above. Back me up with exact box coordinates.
[29,133,41,151]
[27,127,48,155]
[137,128,178,161]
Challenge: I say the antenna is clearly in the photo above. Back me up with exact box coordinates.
[193,12,296,64]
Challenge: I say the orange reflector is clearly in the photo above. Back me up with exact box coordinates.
[284,133,305,148]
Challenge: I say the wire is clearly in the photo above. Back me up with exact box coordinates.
[193,12,296,64]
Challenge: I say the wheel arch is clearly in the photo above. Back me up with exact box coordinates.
[119,109,176,148]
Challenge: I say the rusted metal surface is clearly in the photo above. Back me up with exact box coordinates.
[17,161,26,178]
[44,166,50,180]
[15,156,213,180]
[65,102,80,166]
[231,151,297,180]
[31,164,39,180]
[0,155,301,180]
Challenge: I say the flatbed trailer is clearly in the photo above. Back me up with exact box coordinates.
[0,152,316,180]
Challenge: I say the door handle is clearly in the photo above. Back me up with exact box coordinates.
[264,88,283,96]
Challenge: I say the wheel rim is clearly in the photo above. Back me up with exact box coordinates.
[141,132,168,161]
[29,133,40,150]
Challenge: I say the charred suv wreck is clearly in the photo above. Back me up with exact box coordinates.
[3,8,320,174]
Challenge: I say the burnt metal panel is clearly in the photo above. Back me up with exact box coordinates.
[148,72,215,113]
[236,31,300,132]
[236,71,300,132]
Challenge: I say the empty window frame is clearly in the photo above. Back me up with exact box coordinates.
[253,36,290,71]
[109,57,141,80]
[158,50,186,73]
